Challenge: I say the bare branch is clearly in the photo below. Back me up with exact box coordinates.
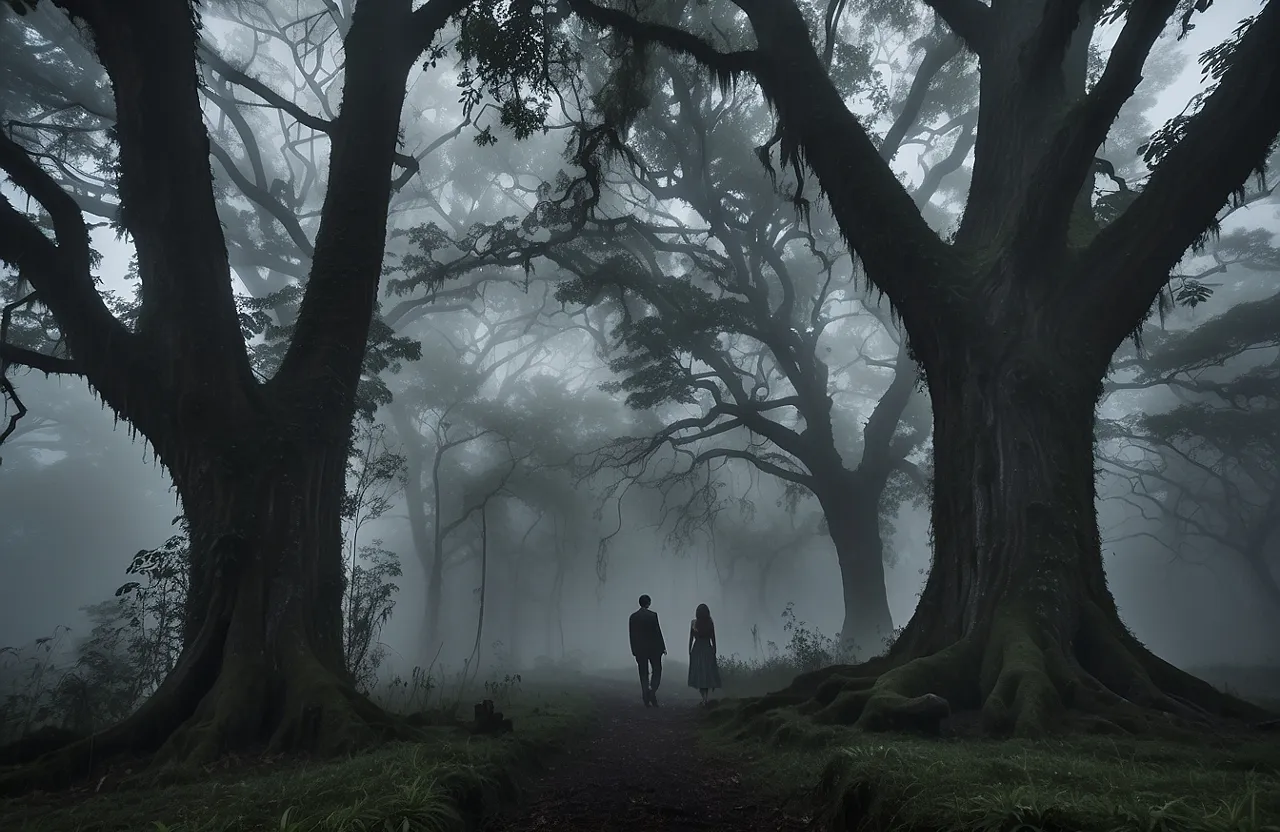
[198,41,423,184]
[0,342,79,375]
[880,33,963,162]
[692,447,812,486]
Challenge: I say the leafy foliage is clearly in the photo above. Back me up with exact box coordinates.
[341,422,407,691]
[0,527,188,739]
[455,0,580,145]
[718,602,860,695]
[343,543,403,692]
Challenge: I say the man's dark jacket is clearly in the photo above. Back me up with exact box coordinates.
[629,607,667,658]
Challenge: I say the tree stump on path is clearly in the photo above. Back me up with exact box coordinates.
[471,699,514,735]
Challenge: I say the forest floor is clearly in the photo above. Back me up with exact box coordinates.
[4,668,1278,831]
[0,686,590,832]
[698,694,1280,832]
[482,674,812,832]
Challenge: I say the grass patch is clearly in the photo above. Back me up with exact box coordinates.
[718,604,864,698]
[0,686,590,832]
[701,698,1280,832]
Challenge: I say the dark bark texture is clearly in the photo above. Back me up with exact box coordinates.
[0,0,465,791]
[566,0,1280,734]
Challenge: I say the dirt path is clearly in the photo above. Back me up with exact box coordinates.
[483,677,812,832]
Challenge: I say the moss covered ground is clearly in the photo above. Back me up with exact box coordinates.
[0,687,590,832]
[700,683,1280,832]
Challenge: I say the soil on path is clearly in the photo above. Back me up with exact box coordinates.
[483,677,812,832]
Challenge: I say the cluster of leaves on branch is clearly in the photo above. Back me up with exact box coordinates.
[455,0,580,145]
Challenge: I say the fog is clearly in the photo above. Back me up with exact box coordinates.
[2,0,1278,716]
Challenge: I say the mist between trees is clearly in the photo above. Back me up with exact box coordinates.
[0,0,1278,787]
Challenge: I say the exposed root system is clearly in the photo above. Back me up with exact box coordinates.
[746,601,1273,739]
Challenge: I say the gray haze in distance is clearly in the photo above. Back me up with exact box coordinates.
[1,0,1276,677]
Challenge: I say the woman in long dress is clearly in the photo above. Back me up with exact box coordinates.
[687,603,722,706]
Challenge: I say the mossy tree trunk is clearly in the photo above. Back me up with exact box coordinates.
[64,440,395,769]
[570,0,1280,733]
[0,0,468,789]
[792,287,1269,734]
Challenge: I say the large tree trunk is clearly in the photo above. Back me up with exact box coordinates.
[759,308,1270,735]
[160,445,396,755]
[818,477,894,658]
[3,440,399,791]
[0,0,456,793]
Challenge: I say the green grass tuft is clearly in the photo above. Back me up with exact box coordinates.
[1,688,590,832]
[702,697,1280,832]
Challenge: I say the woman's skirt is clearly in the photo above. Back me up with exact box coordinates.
[687,639,722,690]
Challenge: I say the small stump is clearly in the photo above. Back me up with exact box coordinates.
[471,699,514,735]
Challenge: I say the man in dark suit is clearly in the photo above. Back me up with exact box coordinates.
[628,594,667,706]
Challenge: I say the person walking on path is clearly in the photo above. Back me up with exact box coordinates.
[629,594,667,707]
[687,603,722,706]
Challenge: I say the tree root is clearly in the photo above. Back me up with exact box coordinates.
[0,649,409,797]
[735,601,1276,740]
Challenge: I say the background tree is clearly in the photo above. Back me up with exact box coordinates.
[1100,282,1280,638]
[579,56,935,651]
[709,503,828,639]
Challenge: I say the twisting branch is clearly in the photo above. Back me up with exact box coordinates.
[272,0,462,410]
[1077,1,1280,351]
[1015,0,1178,258]
[879,33,963,162]
[691,447,812,486]
[0,129,133,405]
[198,41,424,187]
[1,291,80,376]
[567,0,957,331]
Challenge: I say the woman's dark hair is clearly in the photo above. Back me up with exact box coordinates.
[694,603,714,639]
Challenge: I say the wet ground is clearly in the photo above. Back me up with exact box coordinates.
[482,678,812,831]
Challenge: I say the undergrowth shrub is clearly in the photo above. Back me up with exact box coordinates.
[718,603,862,695]
[1,521,402,742]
